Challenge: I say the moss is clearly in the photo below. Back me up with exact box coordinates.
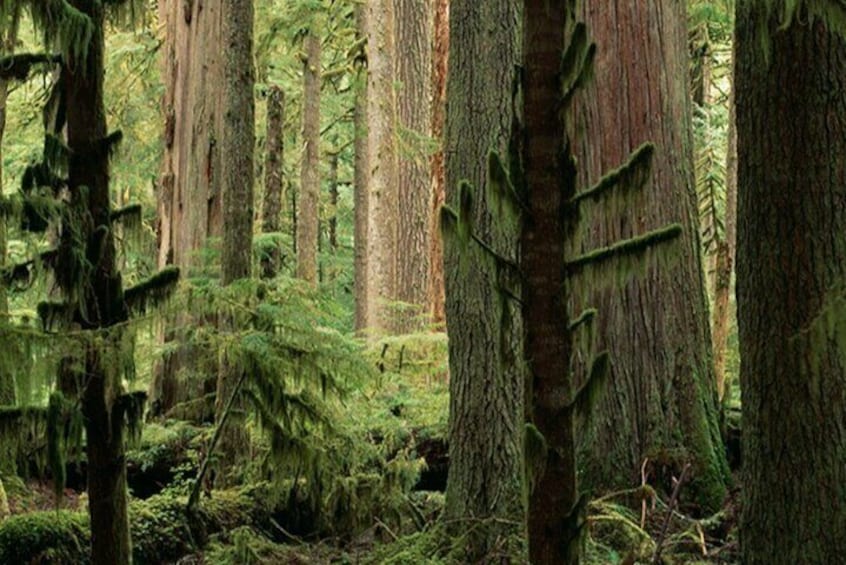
[0,510,90,564]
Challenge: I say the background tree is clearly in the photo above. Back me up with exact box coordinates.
[261,85,285,279]
[353,3,369,331]
[735,3,846,562]
[569,0,728,510]
[394,0,433,330]
[296,28,321,286]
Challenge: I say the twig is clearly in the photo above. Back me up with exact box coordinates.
[652,462,691,564]
[375,517,399,542]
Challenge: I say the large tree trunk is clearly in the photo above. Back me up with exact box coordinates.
[443,1,526,560]
[712,33,737,403]
[363,0,399,332]
[735,6,846,563]
[353,4,369,332]
[394,0,433,330]
[523,3,579,562]
[66,2,131,562]
[569,0,728,510]
[151,0,225,416]
[296,30,321,286]
[215,0,255,483]
[261,85,284,279]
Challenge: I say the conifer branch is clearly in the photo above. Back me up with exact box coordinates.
[0,53,61,81]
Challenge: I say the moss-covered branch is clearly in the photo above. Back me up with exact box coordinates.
[123,266,179,314]
[569,143,654,206]
[565,224,682,273]
[568,308,597,332]
[0,52,60,80]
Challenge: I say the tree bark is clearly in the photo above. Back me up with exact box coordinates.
[569,0,728,510]
[363,0,399,332]
[443,1,526,560]
[261,85,284,279]
[66,2,131,562]
[215,0,255,483]
[712,33,737,403]
[353,4,369,332]
[523,2,579,562]
[427,0,448,327]
[328,151,339,252]
[394,0,433,331]
[296,30,321,286]
[151,0,225,416]
[735,6,846,563]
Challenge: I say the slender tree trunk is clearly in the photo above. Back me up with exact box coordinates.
[427,0,448,327]
[523,2,579,562]
[296,30,321,286]
[735,6,846,563]
[215,0,255,482]
[151,0,225,416]
[570,0,728,510]
[66,2,131,562]
[353,5,369,332]
[363,0,399,332]
[0,28,12,407]
[394,0,433,330]
[712,33,737,403]
[443,1,526,560]
[261,85,284,279]
[328,151,339,251]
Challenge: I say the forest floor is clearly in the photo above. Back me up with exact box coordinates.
[0,333,740,564]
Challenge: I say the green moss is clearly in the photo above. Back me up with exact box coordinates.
[0,510,90,564]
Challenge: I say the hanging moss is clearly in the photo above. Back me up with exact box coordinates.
[570,143,654,206]
[560,22,596,108]
[571,350,610,425]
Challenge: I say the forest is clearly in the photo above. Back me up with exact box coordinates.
[0,0,842,563]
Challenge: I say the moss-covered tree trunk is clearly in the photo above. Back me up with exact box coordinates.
[151,0,225,416]
[66,2,131,562]
[394,0,433,330]
[215,0,255,483]
[735,5,846,563]
[261,85,284,279]
[296,30,321,286]
[569,0,728,509]
[0,25,14,407]
[443,1,526,560]
[353,4,369,332]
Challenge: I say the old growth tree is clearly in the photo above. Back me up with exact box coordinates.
[736,1,846,562]
[444,1,687,561]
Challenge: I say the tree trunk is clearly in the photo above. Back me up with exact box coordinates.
[427,0,448,327]
[712,33,737,403]
[363,0,399,332]
[0,28,12,407]
[443,1,526,560]
[735,6,846,563]
[261,85,284,279]
[66,2,131,562]
[296,30,321,286]
[151,0,225,416]
[569,0,728,510]
[353,4,369,332]
[394,0,433,331]
[215,0,255,483]
[328,151,339,252]
[523,2,579,562]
